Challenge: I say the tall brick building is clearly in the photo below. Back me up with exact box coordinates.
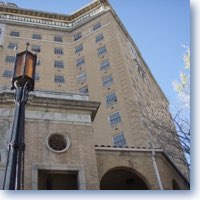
[0,0,189,190]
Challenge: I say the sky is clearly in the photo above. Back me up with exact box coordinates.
[3,0,190,104]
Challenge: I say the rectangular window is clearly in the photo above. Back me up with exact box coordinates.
[10,31,19,37]
[54,75,65,83]
[93,22,101,31]
[76,57,85,67]
[79,86,88,94]
[8,43,17,49]
[100,59,110,71]
[109,112,122,126]
[75,44,83,54]
[73,32,82,41]
[103,75,113,87]
[96,33,104,43]
[3,70,13,78]
[36,58,40,66]
[105,92,117,106]
[54,60,64,68]
[5,56,15,63]
[113,133,126,147]
[77,72,86,83]
[31,45,41,52]
[32,34,41,40]
[54,48,64,55]
[34,72,40,81]
[54,35,63,42]
[97,46,107,56]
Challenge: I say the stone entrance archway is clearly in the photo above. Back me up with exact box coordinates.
[100,167,149,190]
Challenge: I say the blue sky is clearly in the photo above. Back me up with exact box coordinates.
[6,0,190,103]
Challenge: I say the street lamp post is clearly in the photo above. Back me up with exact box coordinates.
[3,43,37,190]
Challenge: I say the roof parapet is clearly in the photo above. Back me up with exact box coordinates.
[0,1,18,8]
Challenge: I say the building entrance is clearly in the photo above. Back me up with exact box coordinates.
[38,170,78,190]
[100,167,149,190]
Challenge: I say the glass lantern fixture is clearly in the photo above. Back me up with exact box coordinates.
[11,44,37,91]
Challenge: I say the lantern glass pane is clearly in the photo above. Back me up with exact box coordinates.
[25,53,34,78]
[15,53,25,77]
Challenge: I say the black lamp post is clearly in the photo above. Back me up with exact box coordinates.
[3,43,37,190]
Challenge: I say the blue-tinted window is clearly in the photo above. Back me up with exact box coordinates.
[100,59,110,71]
[34,72,40,81]
[54,35,63,42]
[54,75,65,83]
[103,75,113,87]
[79,86,88,94]
[10,31,19,37]
[73,32,82,41]
[8,43,17,49]
[54,61,64,68]
[77,72,86,83]
[109,112,121,126]
[113,133,126,147]
[32,34,41,40]
[76,57,85,67]
[5,56,15,63]
[93,22,101,31]
[96,33,104,43]
[54,48,64,55]
[3,70,13,78]
[97,46,107,56]
[75,44,83,54]
[105,92,117,106]
[31,45,40,52]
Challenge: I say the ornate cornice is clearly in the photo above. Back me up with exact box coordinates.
[0,0,109,30]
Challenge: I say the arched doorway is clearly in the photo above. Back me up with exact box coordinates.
[100,167,149,190]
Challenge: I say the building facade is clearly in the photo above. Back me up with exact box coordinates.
[0,0,189,190]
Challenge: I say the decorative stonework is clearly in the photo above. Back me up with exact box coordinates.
[0,6,105,30]
[46,133,70,153]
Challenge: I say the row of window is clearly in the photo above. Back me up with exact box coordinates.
[70,33,106,53]
[9,22,102,42]
[74,46,107,70]
[2,69,40,81]
[2,70,112,90]
[110,113,126,146]
[7,41,105,57]
[2,70,60,83]
[7,32,104,56]
[73,22,102,41]
[7,43,63,54]
[3,69,115,104]
[4,57,110,74]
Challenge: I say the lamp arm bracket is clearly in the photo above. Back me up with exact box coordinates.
[14,80,31,103]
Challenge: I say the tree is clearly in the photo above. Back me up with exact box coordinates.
[173,46,190,109]
[141,102,190,169]
[141,48,190,175]
[173,47,190,165]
